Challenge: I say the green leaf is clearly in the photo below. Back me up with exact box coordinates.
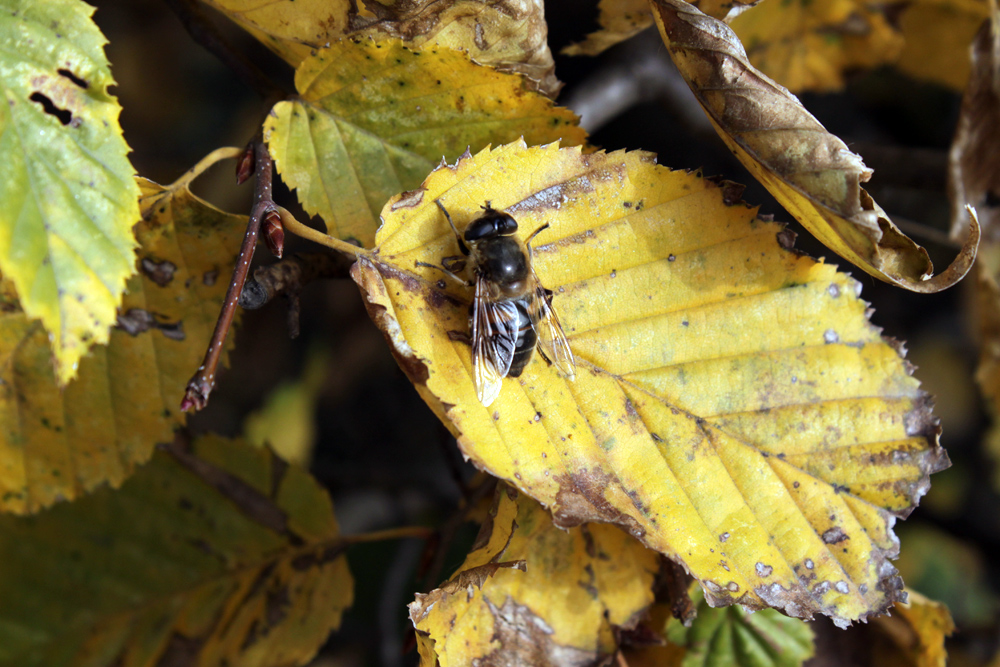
[0,167,245,514]
[0,434,353,666]
[264,38,585,247]
[0,0,140,384]
[666,587,815,667]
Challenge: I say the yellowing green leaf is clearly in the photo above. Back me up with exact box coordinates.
[410,485,658,666]
[0,433,353,666]
[0,0,140,384]
[729,0,904,93]
[648,0,979,292]
[0,155,246,514]
[897,0,991,90]
[264,38,584,247]
[354,140,947,625]
[657,585,814,667]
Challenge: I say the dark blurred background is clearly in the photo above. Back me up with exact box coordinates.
[90,1,999,664]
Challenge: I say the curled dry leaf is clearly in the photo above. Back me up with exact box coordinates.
[0,434,353,666]
[354,140,948,625]
[410,485,658,666]
[264,38,583,247]
[649,0,980,292]
[203,0,559,95]
[0,160,245,514]
[949,6,1000,241]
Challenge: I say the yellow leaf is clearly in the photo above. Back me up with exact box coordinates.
[648,0,979,293]
[354,140,947,625]
[199,0,358,66]
[564,0,654,56]
[204,0,560,95]
[0,150,246,514]
[0,0,140,385]
[729,0,904,93]
[0,434,353,666]
[264,38,584,247]
[898,0,991,90]
[871,590,955,667]
[410,485,658,666]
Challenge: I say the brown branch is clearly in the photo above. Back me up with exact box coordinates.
[239,251,354,309]
[182,141,275,412]
[239,250,355,338]
[163,0,288,102]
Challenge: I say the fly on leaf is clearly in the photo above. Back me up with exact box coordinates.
[419,201,576,406]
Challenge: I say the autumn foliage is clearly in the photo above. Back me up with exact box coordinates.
[0,0,997,665]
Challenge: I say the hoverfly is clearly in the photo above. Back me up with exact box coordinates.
[419,200,576,406]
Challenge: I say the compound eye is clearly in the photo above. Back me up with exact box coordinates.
[463,217,496,242]
[496,214,519,235]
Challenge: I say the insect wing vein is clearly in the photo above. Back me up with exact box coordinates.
[472,277,518,406]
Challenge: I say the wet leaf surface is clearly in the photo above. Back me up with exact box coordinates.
[0,0,140,384]
[410,485,658,666]
[0,434,353,666]
[0,159,245,514]
[354,140,948,625]
[264,38,584,247]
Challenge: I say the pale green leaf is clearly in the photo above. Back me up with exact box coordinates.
[0,0,140,384]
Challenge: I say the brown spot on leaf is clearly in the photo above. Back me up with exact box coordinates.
[478,596,601,667]
[823,527,849,544]
[392,188,425,210]
[141,257,178,286]
[551,469,645,541]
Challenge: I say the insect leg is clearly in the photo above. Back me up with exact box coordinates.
[415,260,473,287]
[435,199,469,256]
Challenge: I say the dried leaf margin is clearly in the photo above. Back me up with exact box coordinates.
[948,4,1000,241]
[410,486,659,666]
[648,0,980,293]
[353,140,948,626]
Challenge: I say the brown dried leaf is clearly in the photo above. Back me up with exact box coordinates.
[949,6,1000,241]
[649,0,980,293]
[357,0,560,97]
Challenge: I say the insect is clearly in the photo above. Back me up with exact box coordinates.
[420,200,576,406]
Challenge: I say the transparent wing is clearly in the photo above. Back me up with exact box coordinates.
[472,277,518,406]
[526,270,576,381]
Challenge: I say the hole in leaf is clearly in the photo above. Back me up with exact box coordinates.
[57,68,88,88]
[29,93,72,125]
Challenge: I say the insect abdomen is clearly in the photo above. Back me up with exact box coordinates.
[507,300,536,378]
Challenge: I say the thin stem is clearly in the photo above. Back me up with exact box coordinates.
[170,146,243,192]
[344,526,434,543]
[277,207,369,258]
[182,141,275,412]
